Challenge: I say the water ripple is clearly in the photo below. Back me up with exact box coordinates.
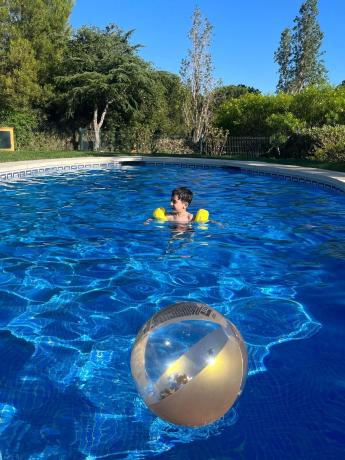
[0,166,344,459]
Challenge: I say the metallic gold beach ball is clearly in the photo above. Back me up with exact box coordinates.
[131,301,248,427]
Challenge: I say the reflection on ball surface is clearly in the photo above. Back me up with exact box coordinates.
[131,301,248,427]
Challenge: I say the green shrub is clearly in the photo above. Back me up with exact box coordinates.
[281,125,345,161]
[203,127,229,156]
[280,132,315,159]
[153,137,194,155]
[308,125,345,161]
[291,85,345,127]
[22,131,73,151]
[214,85,345,137]
[215,92,294,136]
[0,110,75,150]
[0,110,38,148]
[267,112,306,148]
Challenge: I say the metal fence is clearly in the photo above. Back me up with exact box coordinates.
[201,136,270,159]
[78,129,271,158]
[17,126,271,158]
[79,129,154,153]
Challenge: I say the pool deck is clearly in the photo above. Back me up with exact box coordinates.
[0,156,345,193]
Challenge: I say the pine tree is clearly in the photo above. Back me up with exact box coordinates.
[274,28,293,93]
[0,0,73,110]
[55,25,152,151]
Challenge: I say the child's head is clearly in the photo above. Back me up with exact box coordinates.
[171,187,193,207]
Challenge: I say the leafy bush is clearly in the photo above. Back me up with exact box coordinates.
[214,85,345,139]
[291,85,345,127]
[308,125,345,161]
[22,131,73,151]
[153,137,194,155]
[281,125,345,161]
[203,126,229,156]
[267,112,305,136]
[0,109,76,150]
[0,110,38,148]
[279,132,315,159]
[267,112,306,148]
[215,92,294,136]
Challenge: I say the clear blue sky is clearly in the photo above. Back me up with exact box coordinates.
[70,0,345,94]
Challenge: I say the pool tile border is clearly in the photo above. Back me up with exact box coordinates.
[0,156,344,193]
[0,159,118,181]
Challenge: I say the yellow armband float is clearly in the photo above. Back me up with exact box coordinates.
[152,207,167,221]
[194,209,209,223]
[152,207,209,223]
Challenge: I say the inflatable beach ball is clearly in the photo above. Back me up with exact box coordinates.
[131,301,248,427]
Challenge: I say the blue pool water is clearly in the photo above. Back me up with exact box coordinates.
[0,164,344,459]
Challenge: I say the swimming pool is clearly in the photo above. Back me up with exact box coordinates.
[0,163,344,459]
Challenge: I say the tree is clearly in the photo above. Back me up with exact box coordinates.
[0,0,73,110]
[0,35,41,110]
[180,7,216,143]
[126,70,186,138]
[103,70,187,152]
[152,71,186,135]
[211,84,260,111]
[274,28,293,93]
[291,0,327,93]
[54,25,152,150]
[274,0,327,94]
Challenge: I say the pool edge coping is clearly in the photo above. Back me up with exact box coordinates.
[0,156,345,193]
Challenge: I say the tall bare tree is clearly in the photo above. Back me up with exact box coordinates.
[180,7,215,144]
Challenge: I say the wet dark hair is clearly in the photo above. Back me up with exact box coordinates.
[171,187,193,205]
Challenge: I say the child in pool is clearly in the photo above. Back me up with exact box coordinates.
[145,187,194,224]
[166,187,194,224]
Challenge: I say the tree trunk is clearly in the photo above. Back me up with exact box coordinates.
[92,101,113,151]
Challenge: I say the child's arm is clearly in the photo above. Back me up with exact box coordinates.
[143,217,153,224]
[209,218,224,227]
[144,207,166,224]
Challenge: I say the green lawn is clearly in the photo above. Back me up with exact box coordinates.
[0,150,344,173]
[0,150,118,162]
